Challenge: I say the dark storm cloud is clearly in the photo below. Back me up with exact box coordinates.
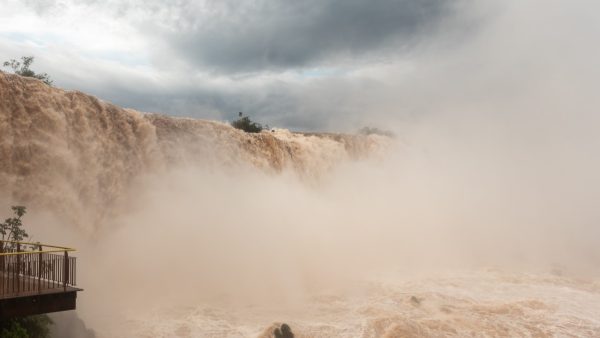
[20,0,459,73]
[160,0,456,73]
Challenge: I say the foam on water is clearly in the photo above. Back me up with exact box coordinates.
[109,270,600,337]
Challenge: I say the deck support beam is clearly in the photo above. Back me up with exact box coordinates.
[0,290,78,318]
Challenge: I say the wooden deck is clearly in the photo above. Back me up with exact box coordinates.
[0,271,81,299]
[0,240,81,317]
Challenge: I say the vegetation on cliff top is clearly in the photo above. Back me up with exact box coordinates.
[231,112,264,133]
[2,56,53,86]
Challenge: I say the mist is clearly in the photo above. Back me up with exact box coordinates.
[2,0,600,336]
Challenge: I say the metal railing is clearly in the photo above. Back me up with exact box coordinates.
[0,240,77,298]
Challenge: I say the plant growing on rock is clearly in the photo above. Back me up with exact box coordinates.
[231,112,264,133]
[3,56,53,86]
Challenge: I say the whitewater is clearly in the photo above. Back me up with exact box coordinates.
[1,72,599,337]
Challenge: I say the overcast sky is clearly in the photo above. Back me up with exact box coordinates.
[1,1,598,131]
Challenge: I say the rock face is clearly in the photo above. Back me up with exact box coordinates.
[0,72,387,230]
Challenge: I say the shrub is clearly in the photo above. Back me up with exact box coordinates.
[231,113,263,133]
[0,315,53,338]
[3,56,53,86]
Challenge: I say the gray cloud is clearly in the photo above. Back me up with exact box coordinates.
[18,0,462,74]
[149,0,458,73]
[3,0,475,131]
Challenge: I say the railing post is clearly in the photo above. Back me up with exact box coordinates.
[63,250,69,291]
[38,245,42,293]
[0,243,3,295]
[0,242,4,273]
[16,242,20,293]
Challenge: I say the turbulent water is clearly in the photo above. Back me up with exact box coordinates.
[1,72,599,337]
[128,270,600,338]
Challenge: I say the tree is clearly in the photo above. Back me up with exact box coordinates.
[231,112,264,133]
[0,206,29,251]
[0,316,53,338]
[0,206,53,338]
[3,56,53,86]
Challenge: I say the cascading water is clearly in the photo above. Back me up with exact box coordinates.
[0,71,385,232]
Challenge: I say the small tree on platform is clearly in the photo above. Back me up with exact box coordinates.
[0,206,53,337]
[0,206,29,251]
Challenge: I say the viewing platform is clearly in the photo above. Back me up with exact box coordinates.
[0,240,81,318]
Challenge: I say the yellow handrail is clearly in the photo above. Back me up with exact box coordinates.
[0,239,75,256]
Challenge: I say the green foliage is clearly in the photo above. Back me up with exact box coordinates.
[0,315,52,338]
[2,56,53,86]
[0,206,29,251]
[231,113,264,133]
[0,207,53,337]
[0,321,28,338]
